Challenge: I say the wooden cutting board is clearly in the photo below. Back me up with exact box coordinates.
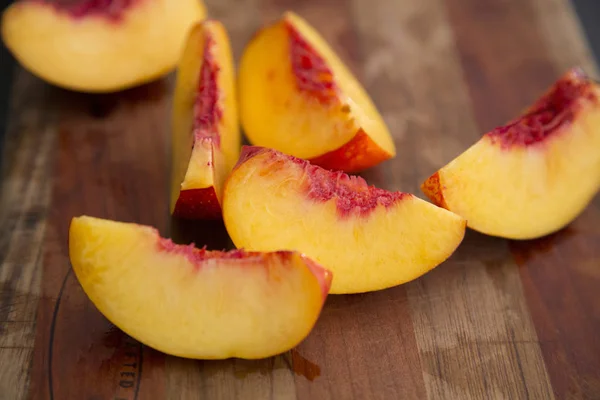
[1,0,599,399]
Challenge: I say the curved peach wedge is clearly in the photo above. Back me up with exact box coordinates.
[170,20,240,220]
[222,146,466,294]
[238,11,395,173]
[69,216,332,359]
[1,0,206,92]
[421,68,600,239]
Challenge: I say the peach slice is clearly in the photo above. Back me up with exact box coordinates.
[69,215,332,359]
[238,11,395,173]
[1,0,206,92]
[222,146,466,294]
[421,68,600,240]
[170,20,240,220]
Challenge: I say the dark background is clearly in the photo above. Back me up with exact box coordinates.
[0,0,599,162]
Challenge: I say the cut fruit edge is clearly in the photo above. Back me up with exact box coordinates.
[224,146,467,294]
[1,0,207,92]
[238,11,395,170]
[170,20,240,219]
[420,67,600,239]
[69,215,333,359]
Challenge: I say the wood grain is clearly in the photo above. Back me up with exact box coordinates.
[0,0,598,399]
[170,1,428,398]
[165,1,298,398]
[517,3,600,398]
[0,70,55,400]
[277,1,426,398]
[445,0,600,398]
[351,0,554,398]
[530,0,598,77]
[26,79,172,400]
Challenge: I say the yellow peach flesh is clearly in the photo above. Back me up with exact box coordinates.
[422,69,600,239]
[1,0,206,92]
[170,20,240,219]
[223,147,466,294]
[238,11,395,170]
[69,215,331,359]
